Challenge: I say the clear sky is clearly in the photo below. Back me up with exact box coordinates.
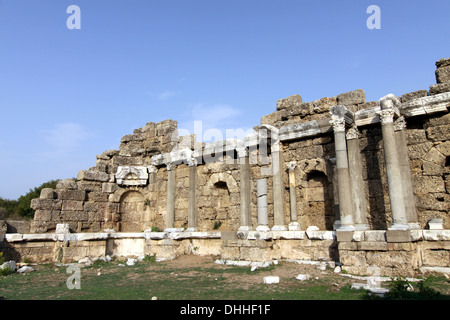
[0,0,449,199]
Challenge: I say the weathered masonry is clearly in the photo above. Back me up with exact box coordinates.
[1,58,450,276]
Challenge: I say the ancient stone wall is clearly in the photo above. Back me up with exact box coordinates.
[3,57,446,276]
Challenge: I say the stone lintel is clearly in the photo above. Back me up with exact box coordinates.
[386,230,412,243]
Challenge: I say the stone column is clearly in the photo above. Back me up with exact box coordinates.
[165,163,176,231]
[394,116,419,229]
[271,138,286,231]
[148,165,157,184]
[238,148,252,231]
[286,161,300,230]
[346,125,369,230]
[187,157,198,231]
[378,95,409,230]
[256,178,270,231]
[330,115,355,231]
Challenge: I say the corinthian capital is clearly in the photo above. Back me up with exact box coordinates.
[377,109,395,125]
[330,116,346,133]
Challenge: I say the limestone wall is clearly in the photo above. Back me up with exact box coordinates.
[27,57,449,235]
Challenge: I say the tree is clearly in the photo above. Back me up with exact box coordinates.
[0,180,59,219]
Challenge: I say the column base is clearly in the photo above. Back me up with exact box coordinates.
[337,224,356,231]
[256,225,270,232]
[271,225,287,231]
[354,224,370,231]
[408,222,421,230]
[185,227,198,232]
[288,222,301,231]
[388,223,410,231]
[333,220,341,231]
[238,226,253,232]
[164,228,185,233]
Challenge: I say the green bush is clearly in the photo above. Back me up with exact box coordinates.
[0,180,59,219]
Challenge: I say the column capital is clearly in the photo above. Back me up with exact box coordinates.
[166,162,175,171]
[186,156,197,167]
[346,125,360,140]
[236,146,248,158]
[377,109,395,125]
[147,165,158,174]
[286,161,297,172]
[330,116,346,133]
[394,116,407,131]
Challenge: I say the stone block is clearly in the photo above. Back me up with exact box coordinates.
[62,200,84,211]
[364,231,386,242]
[386,230,411,243]
[34,210,52,221]
[430,82,450,95]
[56,179,78,190]
[436,65,450,84]
[102,183,119,193]
[58,190,87,201]
[428,218,444,230]
[30,199,62,211]
[77,170,109,182]
[337,89,366,106]
[336,231,354,242]
[40,188,56,199]
[400,90,429,102]
[358,241,388,251]
[221,231,238,241]
[426,124,450,142]
[276,94,302,111]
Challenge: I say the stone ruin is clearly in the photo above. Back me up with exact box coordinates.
[1,57,449,277]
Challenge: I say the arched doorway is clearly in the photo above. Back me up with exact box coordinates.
[119,191,144,232]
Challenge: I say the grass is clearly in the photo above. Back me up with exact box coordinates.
[0,257,448,301]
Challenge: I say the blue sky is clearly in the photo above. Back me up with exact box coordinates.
[0,0,449,199]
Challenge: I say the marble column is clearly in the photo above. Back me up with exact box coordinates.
[238,148,252,231]
[378,95,409,230]
[286,161,300,230]
[394,116,419,229]
[272,137,286,231]
[165,163,176,231]
[330,115,355,231]
[256,178,270,231]
[187,157,198,231]
[346,125,369,230]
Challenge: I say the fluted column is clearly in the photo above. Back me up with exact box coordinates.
[286,161,300,230]
[346,125,369,230]
[330,115,355,231]
[378,95,409,230]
